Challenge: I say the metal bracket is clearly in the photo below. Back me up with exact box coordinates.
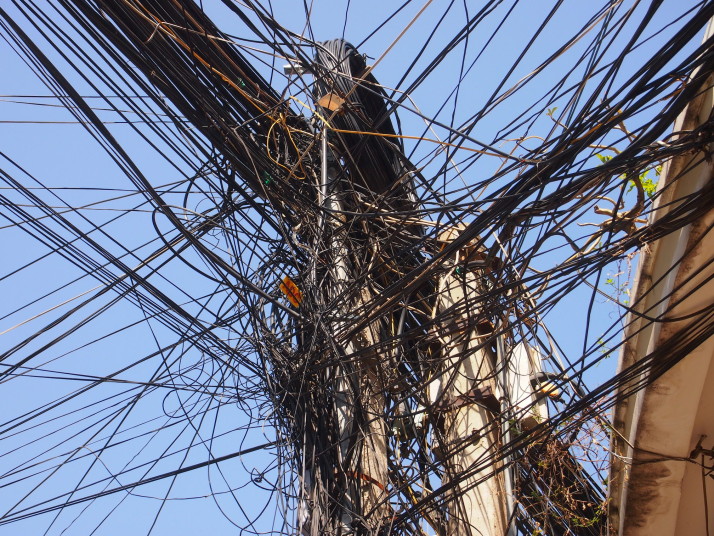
[432,386,500,416]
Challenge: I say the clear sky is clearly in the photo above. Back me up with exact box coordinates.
[0,1,706,534]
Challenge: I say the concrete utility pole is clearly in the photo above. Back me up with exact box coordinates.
[302,143,550,533]
[299,129,390,536]
[324,129,391,535]
[428,227,550,536]
[429,228,509,536]
[302,53,548,536]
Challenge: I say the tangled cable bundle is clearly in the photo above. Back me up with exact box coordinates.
[0,1,713,535]
[313,39,406,195]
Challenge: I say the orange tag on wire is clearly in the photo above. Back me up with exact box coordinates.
[279,276,302,307]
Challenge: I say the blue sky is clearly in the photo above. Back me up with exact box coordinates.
[0,1,707,534]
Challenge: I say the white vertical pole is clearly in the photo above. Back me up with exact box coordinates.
[303,127,389,535]
[431,233,508,536]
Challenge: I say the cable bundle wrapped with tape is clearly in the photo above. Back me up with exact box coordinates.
[313,39,416,208]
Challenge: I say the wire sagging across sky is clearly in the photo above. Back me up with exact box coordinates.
[0,1,713,534]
